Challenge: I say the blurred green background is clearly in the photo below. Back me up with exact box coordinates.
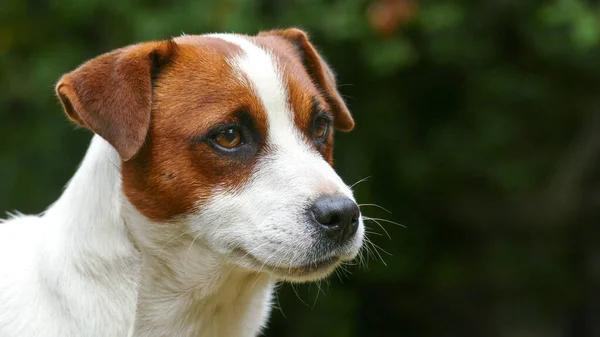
[2,0,600,336]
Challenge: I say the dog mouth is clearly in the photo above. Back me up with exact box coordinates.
[232,248,341,278]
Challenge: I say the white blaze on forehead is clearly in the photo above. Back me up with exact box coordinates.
[207,34,301,148]
[207,34,353,198]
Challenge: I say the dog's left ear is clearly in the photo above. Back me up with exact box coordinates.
[260,28,355,131]
[55,40,177,161]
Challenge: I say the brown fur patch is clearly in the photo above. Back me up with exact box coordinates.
[56,41,178,161]
[258,28,354,132]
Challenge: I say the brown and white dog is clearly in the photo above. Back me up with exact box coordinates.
[0,28,364,337]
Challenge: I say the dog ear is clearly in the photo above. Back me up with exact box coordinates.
[55,40,177,161]
[260,28,355,132]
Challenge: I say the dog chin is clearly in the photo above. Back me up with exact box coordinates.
[269,256,343,283]
[231,249,347,282]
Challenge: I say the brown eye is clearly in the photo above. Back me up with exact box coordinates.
[214,128,242,149]
[313,116,330,140]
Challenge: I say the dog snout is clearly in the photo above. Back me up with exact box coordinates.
[310,195,360,244]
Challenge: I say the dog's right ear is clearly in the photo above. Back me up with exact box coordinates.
[55,40,177,161]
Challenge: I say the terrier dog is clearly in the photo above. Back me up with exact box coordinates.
[0,28,364,337]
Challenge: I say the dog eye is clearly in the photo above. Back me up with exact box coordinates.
[312,116,330,140]
[213,127,242,149]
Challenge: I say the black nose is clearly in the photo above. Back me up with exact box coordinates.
[311,195,360,244]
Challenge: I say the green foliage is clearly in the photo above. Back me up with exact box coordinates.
[2,0,600,336]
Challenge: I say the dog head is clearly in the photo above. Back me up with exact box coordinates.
[55,29,363,282]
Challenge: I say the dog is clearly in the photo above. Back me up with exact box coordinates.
[0,28,364,337]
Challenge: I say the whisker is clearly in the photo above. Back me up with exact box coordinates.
[311,281,322,309]
[274,284,287,318]
[334,268,344,283]
[368,239,393,257]
[256,246,283,276]
[359,203,392,214]
[338,264,352,277]
[364,219,391,240]
[342,260,359,266]
[364,236,389,266]
[184,232,202,264]
[349,176,371,189]
[365,229,384,237]
[291,283,309,307]
[364,216,406,228]
[361,238,376,261]
[155,231,190,258]
[236,242,270,262]
[247,246,287,292]
[323,275,331,288]
[360,238,376,270]
[236,242,272,289]
[318,280,328,295]
[356,248,367,269]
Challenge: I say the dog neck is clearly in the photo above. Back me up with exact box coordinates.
[123,199,274,337]
[41,136,141,335]
[48,136,274,337]
[131,251,273,336]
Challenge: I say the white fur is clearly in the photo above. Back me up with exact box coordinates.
[0,34,363,337]
[0,137,139,337]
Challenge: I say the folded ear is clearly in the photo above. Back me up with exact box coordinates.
[260,28,355,131]
[55,40,177,161]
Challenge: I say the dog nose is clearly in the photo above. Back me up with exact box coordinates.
[311,195,360,244]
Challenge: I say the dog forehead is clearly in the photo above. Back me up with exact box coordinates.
[194,33,319,149]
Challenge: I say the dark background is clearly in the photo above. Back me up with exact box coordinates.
[2,1,599,336]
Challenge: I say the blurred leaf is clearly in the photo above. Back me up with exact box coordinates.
[418,2,464,32]
[572,11,600,49]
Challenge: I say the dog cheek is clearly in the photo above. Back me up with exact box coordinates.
[121,144,204,221]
